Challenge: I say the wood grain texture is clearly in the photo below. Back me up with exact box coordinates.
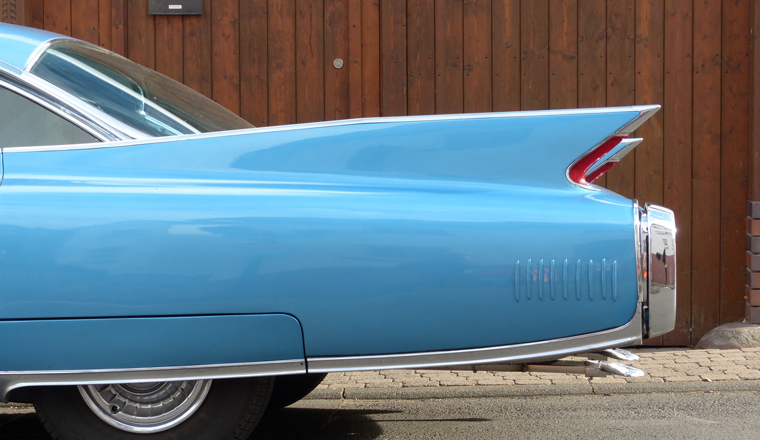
[183,0,212,98]
[577,0,606,185]
[296,0,324,123]
[464,0,492,113]
[634,0,665,346]
[154,15,183,83]
[605,0,635,199]
[720,0,751,324]
[25,0,44,29]
[492,0,520,112]
[325,0,350,120]
[110,0,125,55]
[126,0,154,68]
[268,0,296,125]
[211,0,240,115]
[71,0,99,44]
[361,0,380,116]
[520,0,548,110]
[634,0,664,206]
[381,0,407,116]
[240,0,265,125]
[43,0,71,36]
[98,0,111,48]
[407,0,435,115]
[548,0,576,109]
[348,0,362,118]
[663,0,693,346]
[435,0,464,114]
[690,0,721,343]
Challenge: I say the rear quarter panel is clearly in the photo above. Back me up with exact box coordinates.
[0,111,640,357]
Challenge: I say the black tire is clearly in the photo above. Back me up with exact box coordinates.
[32,377,273,440]
[267,373,327,410]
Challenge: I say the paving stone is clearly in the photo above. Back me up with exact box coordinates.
[700,374,741,381]
[663,376,701,382]
[514,379,552,385]
[476,378,514,386]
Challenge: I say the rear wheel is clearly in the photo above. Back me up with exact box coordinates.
[267,373,327,410]
[32,377,273,440]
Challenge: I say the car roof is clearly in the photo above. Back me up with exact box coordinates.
[0,23,72,72]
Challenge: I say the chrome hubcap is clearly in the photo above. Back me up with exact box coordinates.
[78,380,212,434]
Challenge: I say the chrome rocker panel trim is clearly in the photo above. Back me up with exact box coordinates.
[0,359,305,402]
[2,310,645,401]
[307,308,644,373]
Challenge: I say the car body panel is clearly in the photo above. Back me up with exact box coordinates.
[0,314,304,371]
[1,113,640,358]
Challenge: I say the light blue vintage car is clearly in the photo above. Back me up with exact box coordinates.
[0,23,675,440]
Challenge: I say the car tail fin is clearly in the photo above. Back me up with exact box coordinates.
[566,105,658,189]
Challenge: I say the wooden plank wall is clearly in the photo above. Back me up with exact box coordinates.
[7,0,753,346]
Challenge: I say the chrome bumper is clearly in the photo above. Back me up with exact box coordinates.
[637,203,677,338]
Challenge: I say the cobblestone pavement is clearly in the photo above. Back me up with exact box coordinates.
[316,347,760,391]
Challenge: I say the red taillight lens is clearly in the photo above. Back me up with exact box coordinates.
[567,136,624,186]
[585,161,617,183]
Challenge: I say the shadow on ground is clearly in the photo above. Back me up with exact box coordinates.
[255,408,392,439]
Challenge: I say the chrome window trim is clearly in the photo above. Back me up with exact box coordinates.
[307,308,644,373]
[42,48,200,135]
[3,105,661,154]
[17,70,148,140]
[22,37,75,72]
[0,74,115,143]
[0,359,305,402]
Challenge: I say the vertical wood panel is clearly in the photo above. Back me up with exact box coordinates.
[184,0,212,97]
[325,0,350,120]
[577,0,607,182]
[408,0,436,115]
[492,0,520,111]
[548,0,577,109]
[240,0,267,125]
[720,0,751,324]
[634,0,665,345]
[435,0,464,114]
[110,0,125,55]
[71,0,99,44]
[381,0,407,116]
[663,0,693,346]
[348,0,362,118]
[26,0,44,29]
[154,15,183,82]
[296,0,324,122]
[126,0,154,68]
[268,0,296,125]
[98,0,112,48]
[520,0,549,110]
[211,0,240,115]
[634,0,664,206]
[605,0,635,198]
[690,0,722,343]
[44,0,71,35]
[464,0,492,113]
[361,0,380,116]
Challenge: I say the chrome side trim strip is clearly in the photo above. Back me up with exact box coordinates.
[3,105,661,154]
[0,359,305,402]
[307,309,644,373]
